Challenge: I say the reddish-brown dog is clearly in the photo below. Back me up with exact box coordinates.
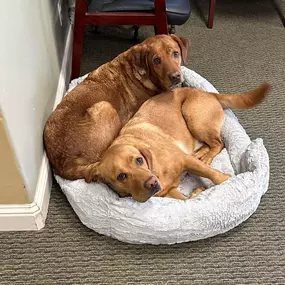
[85,84,270,202]
[44,35,189,180]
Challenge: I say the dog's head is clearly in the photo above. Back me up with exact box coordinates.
[130,34,190,91]
[85,145,161,202]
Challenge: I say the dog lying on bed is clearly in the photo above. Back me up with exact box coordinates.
[44,35,189,180]
[85,83,270,202]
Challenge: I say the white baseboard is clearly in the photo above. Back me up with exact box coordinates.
[0,24,73,231]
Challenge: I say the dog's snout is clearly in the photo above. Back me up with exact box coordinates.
[145,176,161,196]
[145,176,158,189]
[169,72,181,83]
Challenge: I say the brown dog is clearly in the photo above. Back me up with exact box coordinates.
[85,83,270,202]
[44,35,189,180]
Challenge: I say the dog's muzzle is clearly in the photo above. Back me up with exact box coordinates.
[144,176,161,196]
[169,71,183,89]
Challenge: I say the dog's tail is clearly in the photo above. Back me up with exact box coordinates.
[211,83,271,109]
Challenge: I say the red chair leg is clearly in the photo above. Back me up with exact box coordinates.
[154,0,168,34]
[72,25,85,79]
[71,0,87,79]
[208,0,216,29]
[155,22,168,34]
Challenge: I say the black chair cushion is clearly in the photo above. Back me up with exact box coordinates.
[88,0,191,26]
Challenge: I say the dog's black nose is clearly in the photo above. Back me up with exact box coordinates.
[169,72,181,83]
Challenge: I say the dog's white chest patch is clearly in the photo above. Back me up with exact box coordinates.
[176,140,203,154]
[176,141,192,154]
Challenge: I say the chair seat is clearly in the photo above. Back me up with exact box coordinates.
[88,0,191,26]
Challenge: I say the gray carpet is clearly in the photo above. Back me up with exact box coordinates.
[1,0,285,284]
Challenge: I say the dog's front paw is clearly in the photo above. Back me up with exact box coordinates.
[213,173,231,185]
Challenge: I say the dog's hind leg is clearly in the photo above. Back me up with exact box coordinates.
[181,94,225,165]
[197,133,224,165]
[193,145,210,159]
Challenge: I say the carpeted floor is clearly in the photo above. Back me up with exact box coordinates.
[1,0,285,284]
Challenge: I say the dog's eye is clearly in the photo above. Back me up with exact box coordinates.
[173,51,179,58]
[136,157,144,165]
[117,173,127,181]
[153,57,161,65]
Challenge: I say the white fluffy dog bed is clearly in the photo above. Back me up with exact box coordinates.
[55,67,269,245]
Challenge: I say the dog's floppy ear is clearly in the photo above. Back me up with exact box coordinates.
[138,147,154,171]
[84,162,101,183]
[131,44,150,78]
[170,35,190,65]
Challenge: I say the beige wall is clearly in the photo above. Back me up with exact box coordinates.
[0,0,70,203]
[0,114,28,204]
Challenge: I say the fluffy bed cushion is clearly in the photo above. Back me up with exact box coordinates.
[55,67,269,245]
